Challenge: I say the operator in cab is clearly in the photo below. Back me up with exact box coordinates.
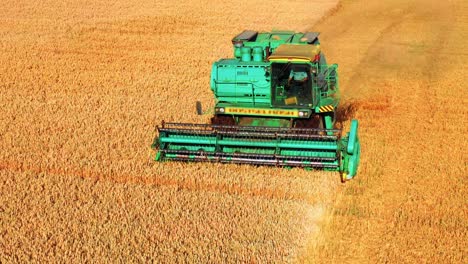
[288,69,308,85]
[287,68,309,97]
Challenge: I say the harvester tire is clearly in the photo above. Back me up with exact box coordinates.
[294,115,324,129]
[211,115,236,126]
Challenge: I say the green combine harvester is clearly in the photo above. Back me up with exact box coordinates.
[154,30,360,181]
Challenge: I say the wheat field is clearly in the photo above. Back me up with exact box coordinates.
[0,0,339,262]
[0,0,466,262]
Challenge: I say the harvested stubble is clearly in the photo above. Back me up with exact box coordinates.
[302,0,467,262]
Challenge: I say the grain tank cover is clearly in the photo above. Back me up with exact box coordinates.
[300,32,320,44]
[232,30,258,43]
[268,44,321,62]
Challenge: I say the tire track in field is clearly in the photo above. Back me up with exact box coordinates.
[303,0,467,262]
[0,160,317,204]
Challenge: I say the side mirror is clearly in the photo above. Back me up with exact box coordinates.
[196,101,203,115]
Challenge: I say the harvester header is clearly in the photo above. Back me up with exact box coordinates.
[154,30,361,181]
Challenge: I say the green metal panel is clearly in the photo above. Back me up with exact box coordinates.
[212,61,340,116]
[211,61,271,105]
[160,136,338,150]
[340,120,361,179]
[347,120,359,154]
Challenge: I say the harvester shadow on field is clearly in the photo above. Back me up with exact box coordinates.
[334,100,359,130]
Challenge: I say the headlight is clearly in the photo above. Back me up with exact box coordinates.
[219,108,225,113]
[299,111,304,117]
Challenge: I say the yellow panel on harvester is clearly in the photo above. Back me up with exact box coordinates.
[224,107,299,117]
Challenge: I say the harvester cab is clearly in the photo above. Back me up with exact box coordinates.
[154,30,361,181]
[272,63,313,106]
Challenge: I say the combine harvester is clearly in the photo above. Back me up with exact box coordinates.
[153,30,360,181]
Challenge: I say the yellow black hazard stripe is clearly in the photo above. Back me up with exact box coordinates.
[318,105,334,113]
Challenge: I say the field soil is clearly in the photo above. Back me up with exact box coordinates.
[0,0,466,263]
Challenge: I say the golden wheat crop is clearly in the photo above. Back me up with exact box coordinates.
[0,0,340,262]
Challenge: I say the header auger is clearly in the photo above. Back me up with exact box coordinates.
[153,30,361,181]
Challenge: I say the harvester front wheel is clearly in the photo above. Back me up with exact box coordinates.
[294,115,324,129]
